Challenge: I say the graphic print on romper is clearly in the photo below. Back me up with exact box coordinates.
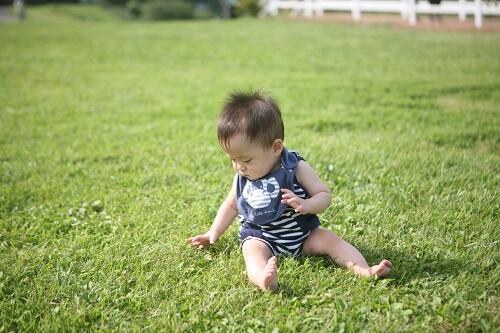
[242,177,280,209]
[237,148,300,225]
[237,149,321,256]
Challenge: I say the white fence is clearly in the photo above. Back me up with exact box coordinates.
[263,0,500,28]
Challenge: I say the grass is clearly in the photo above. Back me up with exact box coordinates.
[1,4,499,332]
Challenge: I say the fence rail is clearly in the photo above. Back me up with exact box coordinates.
[264,0,500,28]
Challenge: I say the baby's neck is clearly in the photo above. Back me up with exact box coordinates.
[268,155,282,174]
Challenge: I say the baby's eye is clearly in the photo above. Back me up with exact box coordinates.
[244,159,253,163]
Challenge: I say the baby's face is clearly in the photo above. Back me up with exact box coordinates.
[223,134,282,181]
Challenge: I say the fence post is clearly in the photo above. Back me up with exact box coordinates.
[458,0,466,21]
[275,0,280,16]
[474,0,482,28]
[14,0,25,20]
[401,0,407,19]
[352,0,361,21]
[316,0,324,16]
[408,0,416,25]
[304,0,313,17]
[268,0,278,16]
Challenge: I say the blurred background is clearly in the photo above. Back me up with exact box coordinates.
[0,0,258,20]
[2,0,499,26]
[1,0,498,331]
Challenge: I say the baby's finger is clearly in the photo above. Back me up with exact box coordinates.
[293,204,303,212]
[188,237,201,245]
[189,236,200,243]
[193,238,208,245]
[281,188,293,194]
[283,194,299,202]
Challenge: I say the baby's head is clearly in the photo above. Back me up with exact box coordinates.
[217,90,285,180]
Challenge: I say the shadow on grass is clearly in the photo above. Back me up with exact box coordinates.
[275,245,473,297]
[294,245,474,290]
[189,238,475,297]
[411,83,500,101]
[357,245,474,286]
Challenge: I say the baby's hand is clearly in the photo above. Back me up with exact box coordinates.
[186,231,218,249]
[281,188,310,214]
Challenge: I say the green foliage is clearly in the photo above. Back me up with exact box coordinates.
[98,0,219,20]
[125,0,141,17]
[140,0,195,20]
[99,0,198,20]
[0,4,499,332]
[15,3,121,21]
[234,0,260,17]
[96,0,128,5]
[24,0,80,4]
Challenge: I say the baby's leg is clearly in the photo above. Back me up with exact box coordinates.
[242,239,278,291]
[303,227,392,277]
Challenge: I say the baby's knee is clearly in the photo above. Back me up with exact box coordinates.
[314,227,341,242]
[304,228,342,255]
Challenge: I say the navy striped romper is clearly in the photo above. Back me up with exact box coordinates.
[237,148,320,256]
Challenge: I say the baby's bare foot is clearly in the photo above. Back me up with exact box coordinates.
[262,256,278,292]
[366,259,392,277]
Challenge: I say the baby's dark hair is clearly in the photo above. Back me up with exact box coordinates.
[217,90,284,149]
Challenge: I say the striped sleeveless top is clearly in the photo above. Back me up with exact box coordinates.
[236,149,320,256]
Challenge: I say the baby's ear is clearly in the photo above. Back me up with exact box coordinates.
[272,139,284,155]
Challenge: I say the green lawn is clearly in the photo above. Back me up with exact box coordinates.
[1,4,499,332]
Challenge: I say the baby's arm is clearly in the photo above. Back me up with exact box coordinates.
[281,160,331,215]
[187,176,238,248]
[207,183,238,243]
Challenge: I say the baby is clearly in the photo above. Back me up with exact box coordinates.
[187,90,392,292]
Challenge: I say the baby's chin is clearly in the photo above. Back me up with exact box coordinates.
[241,174,259,181]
